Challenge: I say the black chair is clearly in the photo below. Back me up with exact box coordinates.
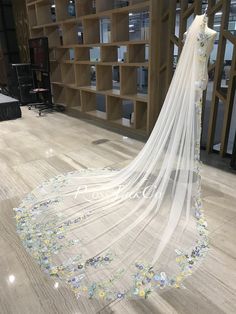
[28,70,65,116]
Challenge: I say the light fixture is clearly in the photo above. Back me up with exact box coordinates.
[129,24,134,28]
[8,275,15,284]
[215,12,222,16]
[129,13,133,16]
[54,282,59,289]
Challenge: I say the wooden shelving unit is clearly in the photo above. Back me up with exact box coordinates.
[26,0,163,135]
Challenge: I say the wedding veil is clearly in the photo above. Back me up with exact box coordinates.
[14,14,213,301]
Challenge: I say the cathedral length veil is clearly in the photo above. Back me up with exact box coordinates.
[14,14,216,300]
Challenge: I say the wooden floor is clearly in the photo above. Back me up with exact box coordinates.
[0,107,236,314]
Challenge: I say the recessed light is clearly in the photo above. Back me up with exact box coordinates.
[8,275,15,284]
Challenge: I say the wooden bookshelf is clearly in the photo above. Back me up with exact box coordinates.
[26,0,162,135]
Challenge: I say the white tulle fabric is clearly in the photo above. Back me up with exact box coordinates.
[14,15,215,301]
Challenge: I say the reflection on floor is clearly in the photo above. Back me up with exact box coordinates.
[0,107,235,314]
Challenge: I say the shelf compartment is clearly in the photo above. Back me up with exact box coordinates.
[118,45,128,62]
[83,18,100,44]
[52,84,66,105]
[113,0,130,9]
[96,94,106,113]
[107,97,134,128]
[96,0,113,13]
[30,27,44,38]
[75,47,90,61]
[112,65,120,90]
[112,13,129,42]
[137,66,148,94]
[66,87,81,107]
[36,1,54,25]
[28,4,37,27]
[106,96,122,120]
[120,65,148,95]
[62,22,83,45]
[45,25,61,47]
[61,63,75,85]
[55,0,75,21]
[130,0,148,4]
[129,10,150,41]
[76,0,95,17]
[75,64,91,87]
[134,100,147,130]
[80,92,107,119]
[120,66,137,95]
[50,61,62,82]
[56,48,75,61]
[101,46,117,62]
[49,48,56,61]
[90,47,101,62]
[96,65,112,91]
[128,43,146,63]
[80,90,96,112]
[100,18,111,43]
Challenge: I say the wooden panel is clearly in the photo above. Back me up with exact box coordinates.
[96,0,113,13]
[111,13,129,42]
[80,90,96,111]
[45,26,61,48]
[83,18,100,44]
[147,0,166,132]
[106,96,123,120]
[75,47,90,61]
[96,65,112,91]
[120,66,137,95]
[50,62,62,83]
[66,87,81,107]
[75,64,91,86]
[220,47,236,155]
[28,4,37,27]
[61,63,76,85]
[62,23,79,46]
[52,84,66,104]
[101,46,118,62]
[30,27,44,38]
[206,0,231,155]
[135,100,147,130]
[128,44,146,63]
[76,0,94,17]
[35,2,52,25]
[55,0,74,21]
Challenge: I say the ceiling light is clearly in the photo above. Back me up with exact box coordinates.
[54,282,59,289]
[8,275,15,284]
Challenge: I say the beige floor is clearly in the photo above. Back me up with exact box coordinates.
[0,107,236,314]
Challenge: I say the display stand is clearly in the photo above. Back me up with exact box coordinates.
[26,0,165,136]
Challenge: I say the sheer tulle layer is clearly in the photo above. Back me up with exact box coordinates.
[14,15,212,301]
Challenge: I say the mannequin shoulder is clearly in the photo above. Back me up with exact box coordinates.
[206,28,217,39]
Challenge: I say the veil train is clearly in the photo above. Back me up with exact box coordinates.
[14,14,216,301]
